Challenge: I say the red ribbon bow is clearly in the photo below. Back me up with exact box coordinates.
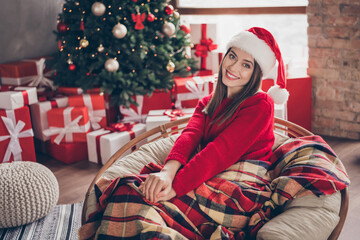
[193,24,218,70]
[105,122,135,132]
[164,109,184,119]
[131,13,146,30]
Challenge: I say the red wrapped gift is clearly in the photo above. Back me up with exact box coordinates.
[43,106,90,144]
[0,106,36,163]
[57,87,101,96]
[0,58,54,88]
[174,75,216,109]
[68,94,107,130]
[119,91,172,123]
[30,96,69,141]
[190,23,218,72]
[0,87,38,110]
[47,141,88,164]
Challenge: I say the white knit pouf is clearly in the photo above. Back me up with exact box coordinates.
[0,162,59,228]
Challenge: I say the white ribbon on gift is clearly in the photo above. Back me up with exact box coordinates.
[175,76,210,109]
[0,110,34,163]
[43,107,91,145]
[119,95,147,123]
[24,58,55,90]
[83,94,106,130]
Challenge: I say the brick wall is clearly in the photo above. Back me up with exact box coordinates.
[307,0,360,140]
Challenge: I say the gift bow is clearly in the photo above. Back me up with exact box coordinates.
[83,95,106,130]
[43,107,89,145]
[164,109,184,119]
[174,76,210,109]
[24,58,55,90]
[119,95,147,123]
[105,122,135,132]
[193,24,218,70]
[0,115,34,163]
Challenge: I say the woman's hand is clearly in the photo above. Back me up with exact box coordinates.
[139,171,173,202]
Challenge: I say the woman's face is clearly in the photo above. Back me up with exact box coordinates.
[221,47,255,98]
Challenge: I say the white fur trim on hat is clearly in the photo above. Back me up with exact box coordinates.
[267,85,289,105]
[226,31,276,77]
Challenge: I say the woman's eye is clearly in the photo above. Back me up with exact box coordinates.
[229,54,235,59]
[243,63,250,69]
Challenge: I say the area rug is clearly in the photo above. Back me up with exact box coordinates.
[0,201,83,240]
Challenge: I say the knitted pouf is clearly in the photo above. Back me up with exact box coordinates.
[0,162,59,228]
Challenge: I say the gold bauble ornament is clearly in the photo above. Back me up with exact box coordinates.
[104,58,119,72]
[91,2,106,16]
[166,61,175,72]
[162,22,176,36]
[80,38,89,48]
[112,23,127,39]
[189,43,194,48]
[173,11,180,19]
[97,44,105,52]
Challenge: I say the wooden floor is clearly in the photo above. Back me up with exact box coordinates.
[37,135,360,239]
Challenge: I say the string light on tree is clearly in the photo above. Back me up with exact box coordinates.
[105,58,119,72]
[91,2,106,16]
[112,23,127,39]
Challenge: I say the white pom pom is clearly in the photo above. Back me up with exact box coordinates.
[267,85,289,105]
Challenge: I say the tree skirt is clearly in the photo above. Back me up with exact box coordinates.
[0,201,82,240]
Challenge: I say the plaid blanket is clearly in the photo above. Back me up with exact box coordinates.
[79,136,349,240]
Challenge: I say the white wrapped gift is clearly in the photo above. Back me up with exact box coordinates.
[87,123,147,165]
[145,108,195,141]
[0,87,38,110]
[30,97,69,141]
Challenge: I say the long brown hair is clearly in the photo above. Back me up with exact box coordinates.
[203,49,263,125]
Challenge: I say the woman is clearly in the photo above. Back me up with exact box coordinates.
[139,27,289,203]
[81,27,292,240]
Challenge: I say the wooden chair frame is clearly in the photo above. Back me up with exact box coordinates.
[81,117,348,240]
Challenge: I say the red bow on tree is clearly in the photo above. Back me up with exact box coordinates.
[105,122,135,132]
[131,13,146,30]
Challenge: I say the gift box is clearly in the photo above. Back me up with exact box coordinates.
[68,94,107,130]
[47,141,88,164]
[174,75,216,109]
[43,106,90,144]
[120,91,173,123]
[0,58,54,88]
[146,108,195,141]
[30,96,69,141]
[0,106,36,163]
[87,123,147,165]
[57,87,101,96]
[0,87,38,110]
[190,23,218,72]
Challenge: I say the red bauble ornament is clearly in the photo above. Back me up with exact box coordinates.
[86,72,90,76]
[180,25,191,34]
[186,66,191,71]
[147,13,155,22]
[69,64,76,71]
[57,22,67,33]
[132,0,138,2]
[164,5,174,15]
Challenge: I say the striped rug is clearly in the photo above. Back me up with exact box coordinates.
[0,201,82,240]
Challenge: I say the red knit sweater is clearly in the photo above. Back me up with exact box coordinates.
[165,92,275,197]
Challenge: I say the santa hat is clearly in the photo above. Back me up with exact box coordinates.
[226,27,289,105]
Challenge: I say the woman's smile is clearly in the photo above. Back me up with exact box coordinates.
[225,70,239,80]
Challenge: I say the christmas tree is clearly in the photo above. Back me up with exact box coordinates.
[50,0,197,107]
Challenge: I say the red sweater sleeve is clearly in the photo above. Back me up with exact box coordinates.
[164,95,210,165]
[172,96,274,197]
